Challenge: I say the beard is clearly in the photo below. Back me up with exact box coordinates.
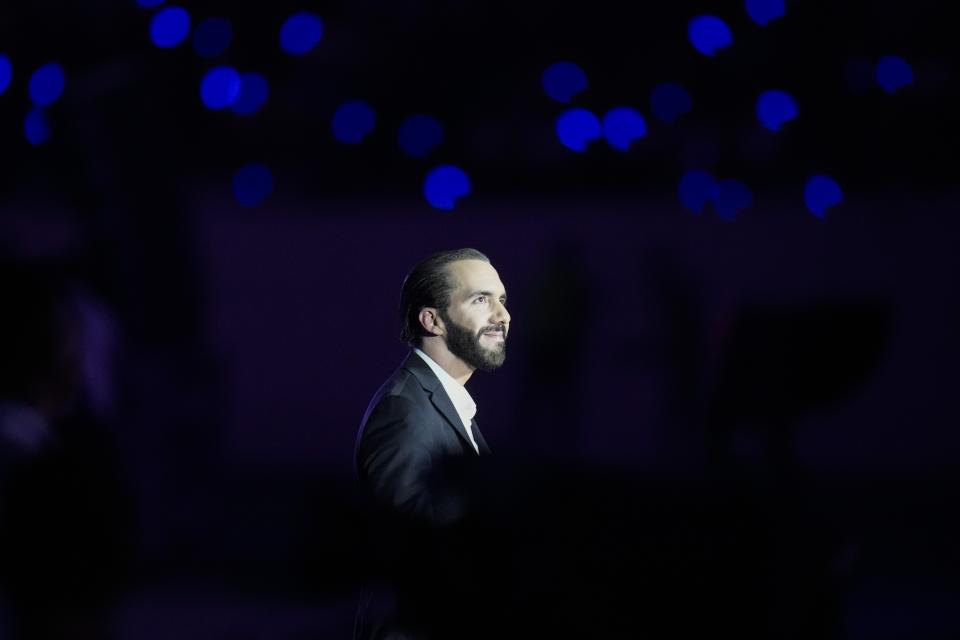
[440,310,507,372]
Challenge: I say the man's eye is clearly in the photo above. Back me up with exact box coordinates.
[475,296,486,303]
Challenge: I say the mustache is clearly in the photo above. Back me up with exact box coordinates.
[478,326,506,336]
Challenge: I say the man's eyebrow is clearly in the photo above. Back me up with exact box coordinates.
[467,290,508,300]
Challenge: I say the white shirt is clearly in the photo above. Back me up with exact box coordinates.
[414,348,479,453]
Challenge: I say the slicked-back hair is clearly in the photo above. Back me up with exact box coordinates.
[399,248,490,346]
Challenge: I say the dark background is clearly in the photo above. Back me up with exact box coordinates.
[1,0,958,637]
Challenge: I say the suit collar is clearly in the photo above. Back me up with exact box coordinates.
[401,351,489,455]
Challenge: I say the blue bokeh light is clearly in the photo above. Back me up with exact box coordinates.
[193,17,232,58]
[150,7,191,49]
[714,179,753,220]
[678,169,717,215]
[424,165,471,211]
[745,0,785,26]
[756,89,798,131]
[231,72,269,116]
[332,100,376,144]
[555,108,601,152]
[804,175,843,219]
[0,54,11,96]
[24,108,50,146]
[541,61,588,104]
[398,114,444,158]
[28,63,65,107]
[875,55,913,95]
[200,66,241,110]
[233,163,274,207]
[688,15,733,56]
[602,107,647,152]
[280,12,323,55]
[650,82,692,124]
[136,0,166,8]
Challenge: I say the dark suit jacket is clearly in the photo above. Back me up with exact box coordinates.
[355,350,490,524]
[353,350,492,640]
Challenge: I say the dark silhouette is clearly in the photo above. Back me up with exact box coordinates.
[0,256,135,640]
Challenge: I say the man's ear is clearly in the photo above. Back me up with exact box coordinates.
[418,307,444,336]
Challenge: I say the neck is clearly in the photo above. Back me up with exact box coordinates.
[418,339,474,385]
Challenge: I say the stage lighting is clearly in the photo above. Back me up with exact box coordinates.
[745,0,785,26]
[875,55,913,95]
[28,62,65,107]
[602,107,647,152]
[201,66,241,110]
[678,169,717,214]
[233,163,274,207]
[0,55,11,96]
[24,109,50,146]
[150,6,191,49]
[714,179,752,220]
[555,108,601,152]
[756,89,798,131]
[650,82,692,124]
[424,166,471,211]
[541,61,588,104]
[688,15,733,56]
[332,100,376,144]
[398,115,444,158]
[280,12,323,55]
[804,175,843,219]
[231,72,269,116]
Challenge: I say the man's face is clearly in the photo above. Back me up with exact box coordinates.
[440,260,511,371]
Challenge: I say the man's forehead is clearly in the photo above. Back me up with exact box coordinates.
[449,259,505,292]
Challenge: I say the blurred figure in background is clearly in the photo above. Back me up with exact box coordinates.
[0,255,134,639]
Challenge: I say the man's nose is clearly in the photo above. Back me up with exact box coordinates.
[491,301,510,325]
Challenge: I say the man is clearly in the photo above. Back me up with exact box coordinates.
[356,247,510,522]
[353,248,510,639]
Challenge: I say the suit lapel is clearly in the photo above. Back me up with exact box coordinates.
[402,351,480,454]
[471,418,491,455]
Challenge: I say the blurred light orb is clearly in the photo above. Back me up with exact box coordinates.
[602,107,647,152]
[678,169,717,215]
[280,12,323,55]
[231,72,269,116]
[745,0,785,26]
[714,179,753,220]
[875,55,913,95]
[398,114,444,158]
[150,7,191,49]
[555,108,601,152]
[233,163,274,207]
[804,175,843,219]
[200,66,241,110]
[541,61,588,104]
[424,165,471,211]
[28,62,65,107]
[332,100,376,144]
[650,82,692,124]
[688,15,733,56]
[0,54,11,96]
[193,17,233,59]
[756,89,798,131]
[136,0,166,8]
[24,108,50,146]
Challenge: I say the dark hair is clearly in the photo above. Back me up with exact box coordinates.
[399,248,490,346]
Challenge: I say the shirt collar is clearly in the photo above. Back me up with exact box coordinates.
[413,348,477,426]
